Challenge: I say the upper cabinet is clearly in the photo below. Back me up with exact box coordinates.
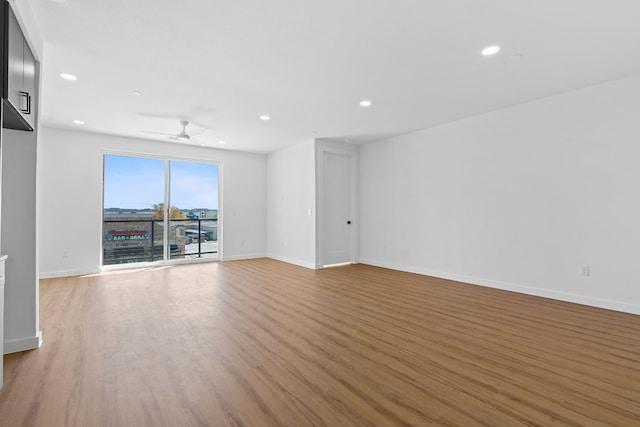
[2,1,36,131]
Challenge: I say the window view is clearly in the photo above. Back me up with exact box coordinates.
[169,160,219,260]
[103,155,219,265]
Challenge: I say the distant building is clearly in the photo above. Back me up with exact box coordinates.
[184,209,217,220]
[102,212,183,264]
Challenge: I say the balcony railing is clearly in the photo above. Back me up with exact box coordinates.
[103,218,218,265]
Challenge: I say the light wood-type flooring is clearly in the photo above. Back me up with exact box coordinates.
[1,258,639,426]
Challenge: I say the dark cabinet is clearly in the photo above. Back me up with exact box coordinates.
[2,1,35,131]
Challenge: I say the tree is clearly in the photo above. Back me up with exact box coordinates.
[152,203,186,220]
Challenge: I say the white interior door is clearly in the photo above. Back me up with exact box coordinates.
[321,152,352,266]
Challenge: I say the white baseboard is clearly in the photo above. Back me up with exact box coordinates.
[359,258,640,315]
[40,268,101,279]
[39,255,277,277]
[4,331,42,354]
[266,253,318,270]
[222,253,266,262]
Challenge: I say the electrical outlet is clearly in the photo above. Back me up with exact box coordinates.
[62,249,69,258]
[580,265,590,277]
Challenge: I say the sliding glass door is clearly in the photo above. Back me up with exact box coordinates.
[103,154,219,266]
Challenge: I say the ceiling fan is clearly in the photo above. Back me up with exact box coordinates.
[142,120,206,145]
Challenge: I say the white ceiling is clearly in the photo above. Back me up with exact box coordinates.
[26,0,640,153]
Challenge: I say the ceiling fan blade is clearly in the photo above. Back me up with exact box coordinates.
[191,138,207,146]
[141,131,176,136]
[187,129,205,137]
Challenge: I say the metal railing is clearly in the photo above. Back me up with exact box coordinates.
[103,218,218,265]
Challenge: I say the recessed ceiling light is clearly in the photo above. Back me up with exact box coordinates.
[218,141,226,145]
[73,120,84,124]
[359,100,372,107]
[60,73,77,81]
[482,45,500,56]
[260,115,270,121]
[51,0,68,4]
[132,90,142,96]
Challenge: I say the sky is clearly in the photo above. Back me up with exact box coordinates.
[104,155,219,210]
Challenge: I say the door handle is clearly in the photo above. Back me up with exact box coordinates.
[19,91,30,114]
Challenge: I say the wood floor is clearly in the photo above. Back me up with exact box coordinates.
[1,259,639,426]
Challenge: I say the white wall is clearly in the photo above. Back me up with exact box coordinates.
[266,139,316,268]
[359,74,640,314]
[38,126,267,277]
[2,128,41,353]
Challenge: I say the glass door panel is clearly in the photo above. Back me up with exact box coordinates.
[169,161,219,260]
[103,155,165,265]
